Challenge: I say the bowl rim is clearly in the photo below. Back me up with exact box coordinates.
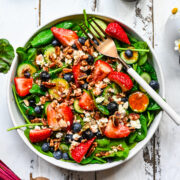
[7,12,165,172]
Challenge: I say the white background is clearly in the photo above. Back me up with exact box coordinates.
[0,0,180,179]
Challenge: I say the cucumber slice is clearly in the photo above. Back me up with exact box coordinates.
[44,102,51,115]
[139,72,151,92]
[120,48,138,64]
[89,19,107,38]
[138,53,148,66]
[74,99,84,113]
[17,62,37,77]
[44,46,55,63]
[49,78,69,99]
[102,85,111,104]
[111,83,121,94]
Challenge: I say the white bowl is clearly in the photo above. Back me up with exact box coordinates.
[7,13,165,172]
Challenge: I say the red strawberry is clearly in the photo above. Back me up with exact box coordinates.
[47,102,74,131]
[51,27,78,46]
[29,128,52,143]
[108,71,133,92]
[71,137,96,163]
[93,60,113,82]
[104,120,130,138]
[72,64,81,87]
[105,22,130,45]
[79,91,95,111]
[14,77,33,97]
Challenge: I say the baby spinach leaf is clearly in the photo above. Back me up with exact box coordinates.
[96,138,110,147]
[16,47,27,61]
[0,39,15,73]
[29,84,45,95]
[135,115,147,141]
[147,111,155,127]
[147,102,161,111]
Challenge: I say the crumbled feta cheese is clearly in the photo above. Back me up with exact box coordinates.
[93,52,98,57]
[103,78,110,84]
[34,126,41,130]
[118,104,126,115]
[98,118,108,124]
[91,124,98,133]
[123,102,129,110]
[84,112,91,117]
[71,141,79,147]
[83,117,91,122]
[108,88,114,93]
[36,54,45,66]
[112,95,121,102]
[96,96,105,104]
[73,134,81,141]
[56,132,63,138]
[65,58,72,65]
[129,119,141,129]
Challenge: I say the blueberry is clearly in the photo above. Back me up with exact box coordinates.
[107,102,118,114]
[34,106,42,114]
[77,136,83,142]
[53,150,62,160]
[86,55,94,65]
[85,69,91,75]
[125,49,133,58]
[149,80,159,90]
[121,97,128,102]
[63,73,73,82]
[24,71,31,78]
[72,123,82,133]
[29,99,36,107]
[40,84,48,92]
[64,134,73,144]
[40,71,50,81]
[82,129,94,140]
[62,152,70,160]
[27,115,35,120]
[49,146,54,153]
[92,38,99,45]
[72,44,78,50]
[95,130,103,139]
[81,83,88,90]
[78,37,86,45]
[41,143,49,152]
[52,39,61,46]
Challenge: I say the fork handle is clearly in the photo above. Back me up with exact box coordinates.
[127,68,180,125]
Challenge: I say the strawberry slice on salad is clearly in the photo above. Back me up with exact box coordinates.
[79,91,95,111]
[29,128,52,143]
[104,120,130,138]
[71,137,96,163]
[93,60,113,82]
[47,102,74,131]
[51,27,78,46]
[72,64,81,87]
[105,22,130,45]
[14,77,33,97]
[108,71,133,92]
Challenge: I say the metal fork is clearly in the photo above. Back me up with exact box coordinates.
[79,18,180,125]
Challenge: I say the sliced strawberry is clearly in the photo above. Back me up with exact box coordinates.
[108,71,133,92]
[105,22,130,45]
[51,27,78,46]
[93,60,113,82]
[29,128,52,143]
[47,102,74,131]
[72,64,81,87]
[79,91,95,111]
[71,137,96,163]
[14,77,33,97]
[104,120,130,138]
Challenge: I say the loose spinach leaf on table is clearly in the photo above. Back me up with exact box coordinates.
[0,39,15,73]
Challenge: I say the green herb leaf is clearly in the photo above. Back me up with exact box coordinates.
[29,84,46,95]
[0,39,15,73]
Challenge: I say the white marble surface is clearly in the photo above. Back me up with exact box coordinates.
[0,0,180,179]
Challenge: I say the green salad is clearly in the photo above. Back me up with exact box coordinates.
[9,11,161,164]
